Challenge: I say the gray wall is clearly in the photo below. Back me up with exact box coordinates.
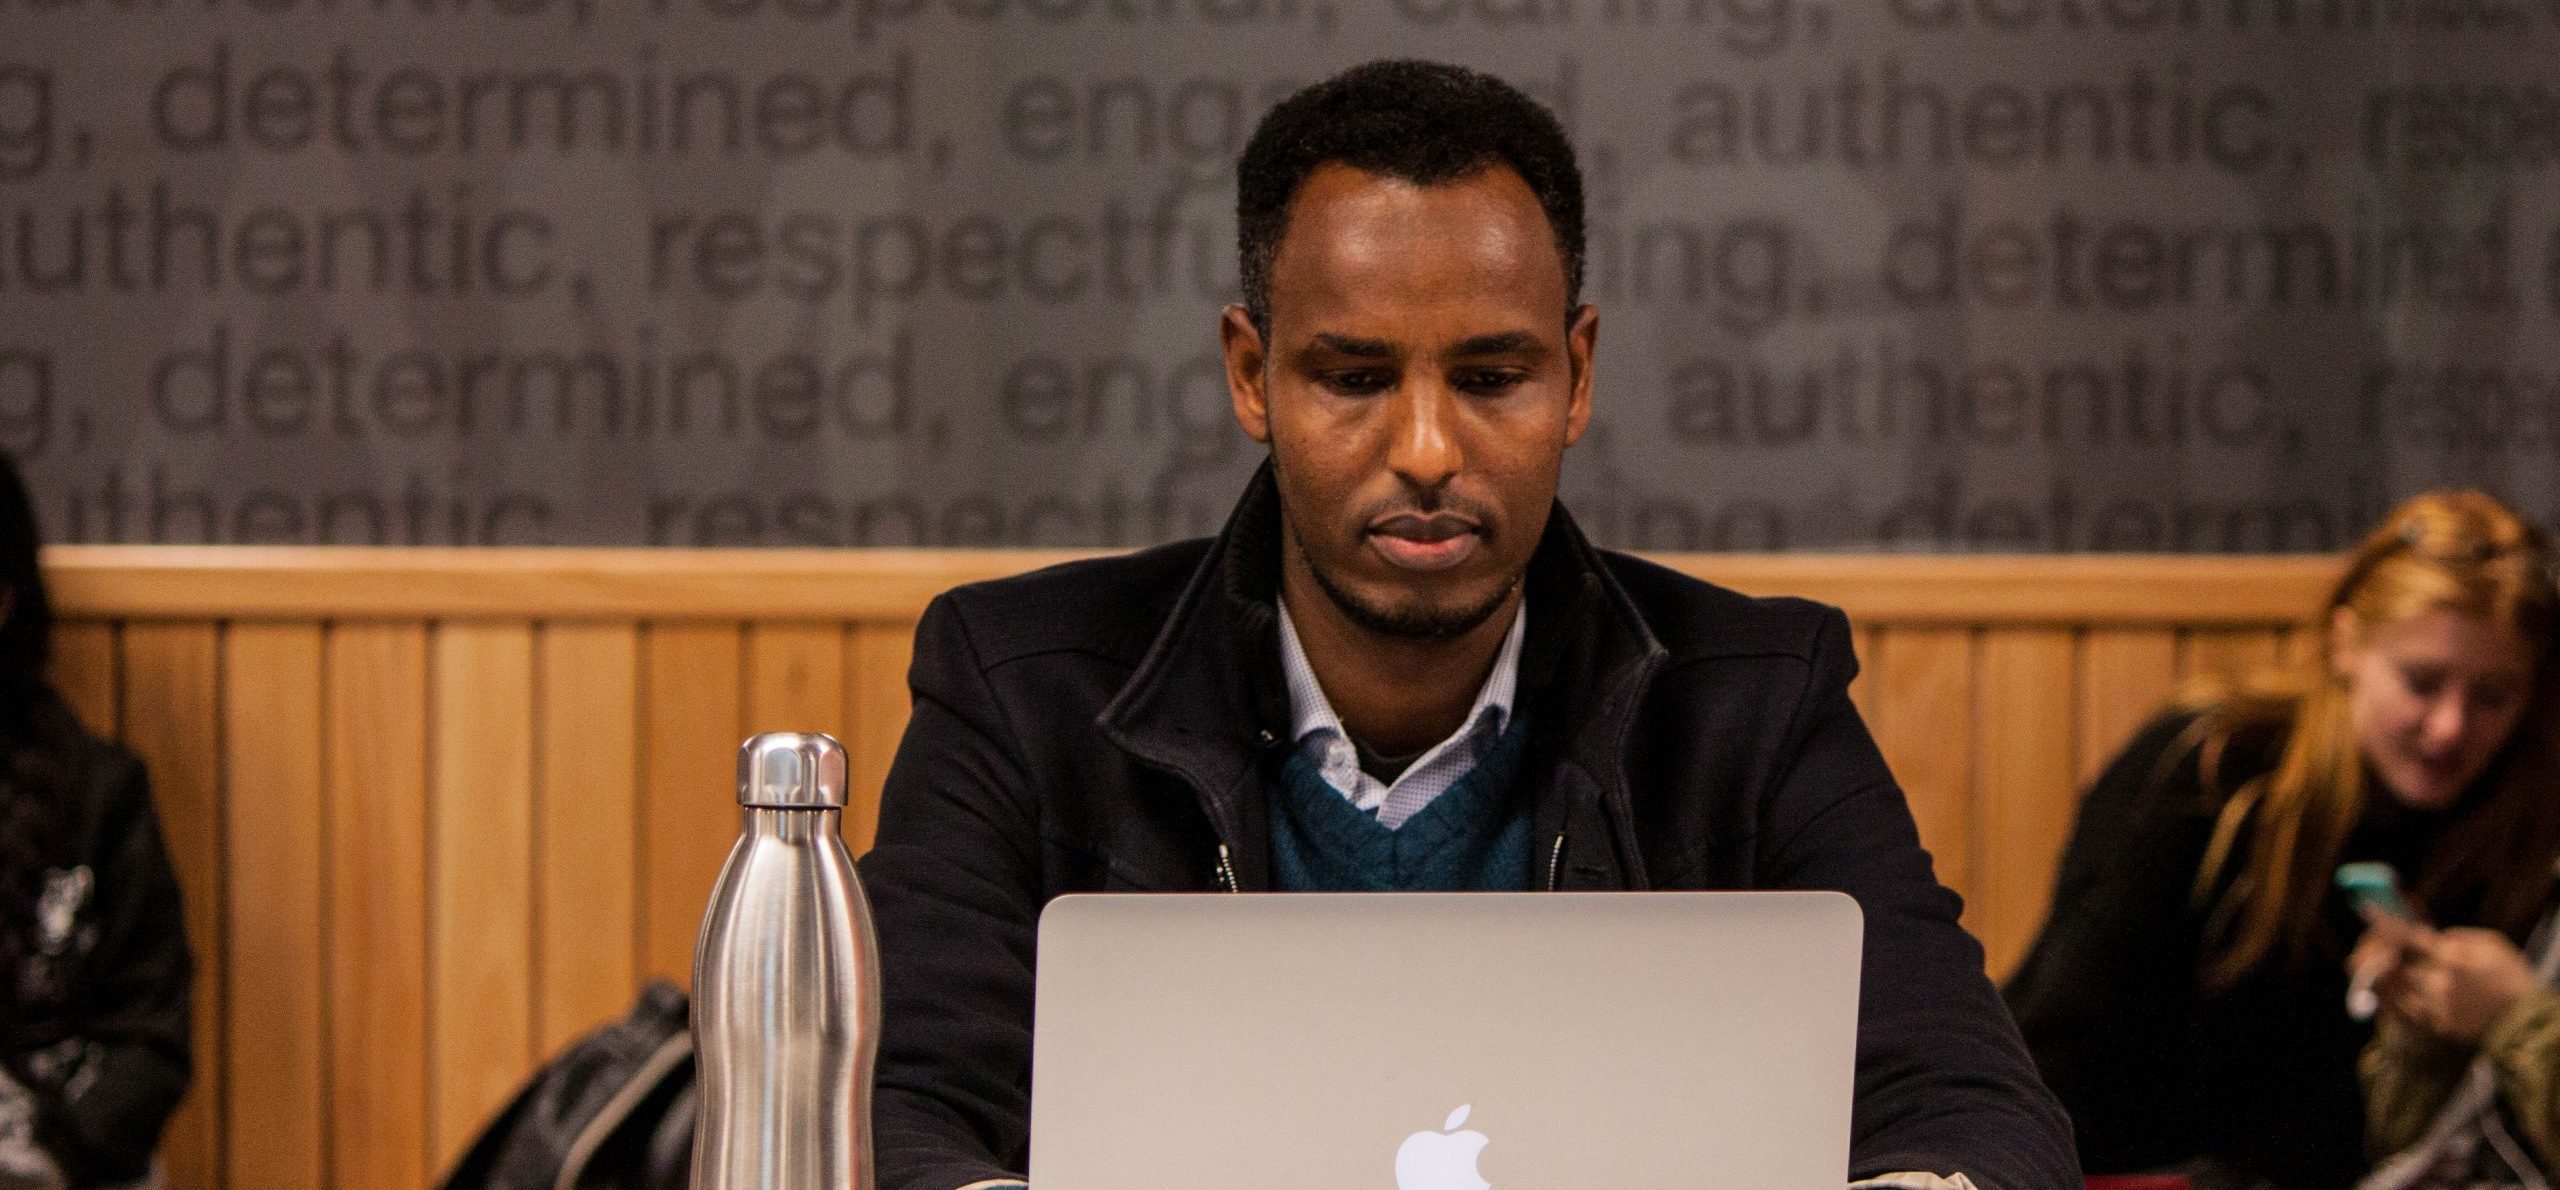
[6,0,2555,550]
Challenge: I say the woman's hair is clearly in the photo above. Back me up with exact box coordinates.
[2185,490,2560,988]
[0,450,61,996]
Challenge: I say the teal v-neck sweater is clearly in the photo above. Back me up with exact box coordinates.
[1267,715,1533,892]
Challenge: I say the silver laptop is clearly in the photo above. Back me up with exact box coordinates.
[1030,891,1863,1190]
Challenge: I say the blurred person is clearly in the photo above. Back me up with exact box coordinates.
[2007,490,2560,1190]
[859,59,2075,1190]
[0,452,189,1190]
[2354,905,2560,1189]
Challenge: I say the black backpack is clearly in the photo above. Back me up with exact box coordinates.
[439,981,697,1190]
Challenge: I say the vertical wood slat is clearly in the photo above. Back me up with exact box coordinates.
[222,626,327,1190]
[845,622,917,854]
[1869,628,1976,905]
[1974,630,2079,979]
[639,624,744,985]
[325,626,431,1190]
[535,625,642,1055]
[428,624,537,1176]
[120,624,224,1190]
[2076,629,2182,786]
[52,622,119,735]
[747,623,850,746]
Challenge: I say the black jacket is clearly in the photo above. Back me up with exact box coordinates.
[1,690,191,1187]
[860,469,2077,1190]
[2005,712,2453,1190]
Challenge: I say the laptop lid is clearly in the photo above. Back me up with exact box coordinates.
[1030,891,1863,1190]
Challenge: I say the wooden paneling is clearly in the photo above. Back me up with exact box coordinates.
[2076,630,2181,786]
[427,624,537,1175]
[325,626,431,1190]
[639,625,743,986]
[44,547,1097,621]
[222,626,328,1190]
[44,546,2339,624]
[31,550,2347,1187]
[2180,627,2289,687]
[535,625,642,1055]
[746,623,850,742]
[1975,630,2080,977]
[118,624,224,1190]
[51,621,117,734]
[1869,628,1976,904]
[844,623,916,854]
[2279,624,2324,670]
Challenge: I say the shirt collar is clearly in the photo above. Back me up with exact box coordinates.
[1275,596,1527,753]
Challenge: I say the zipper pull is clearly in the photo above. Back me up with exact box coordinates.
[1216,844,1241,893]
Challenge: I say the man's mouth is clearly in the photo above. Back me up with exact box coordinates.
[1367,513,1482,572]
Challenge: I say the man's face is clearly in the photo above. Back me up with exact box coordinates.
[1223,163,1596,639]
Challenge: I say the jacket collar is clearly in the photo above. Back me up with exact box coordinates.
[1096,461,1668,888]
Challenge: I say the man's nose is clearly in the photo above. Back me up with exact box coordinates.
[1387,382,1462,492]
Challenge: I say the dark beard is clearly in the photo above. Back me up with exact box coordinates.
[1294,525,1517,641]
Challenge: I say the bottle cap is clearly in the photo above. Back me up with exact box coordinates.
[736,732,850,809]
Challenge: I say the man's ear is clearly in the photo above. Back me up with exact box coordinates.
[1222,305,1271,444]
[1562,303,1598,446]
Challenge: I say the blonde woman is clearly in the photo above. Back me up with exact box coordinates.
[2006,491,2560,1190]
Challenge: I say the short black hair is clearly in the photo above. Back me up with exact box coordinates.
[1235,59,1585,337]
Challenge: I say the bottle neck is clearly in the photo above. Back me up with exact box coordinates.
[744,806,843,842]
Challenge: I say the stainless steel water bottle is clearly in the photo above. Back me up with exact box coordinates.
[692,732,879,1190]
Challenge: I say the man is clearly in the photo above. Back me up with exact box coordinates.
[860,60,2077,1190]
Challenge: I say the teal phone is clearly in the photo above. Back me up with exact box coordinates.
[2336,862,2413,921]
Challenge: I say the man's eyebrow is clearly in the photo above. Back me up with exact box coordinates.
[1308,333,1394,359]
[1449,331,1541,357]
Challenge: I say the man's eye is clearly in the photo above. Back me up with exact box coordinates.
[1324,371,1391,395]
[1457,370,1528,395]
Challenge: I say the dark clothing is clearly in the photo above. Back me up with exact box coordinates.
[2005,712,2454,1190]
[1,690,191,1187]
[860,467,2077,1190]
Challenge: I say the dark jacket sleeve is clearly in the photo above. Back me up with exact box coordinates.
[32,745,193,1186]
[2001,713,2215,1176]
[1754,609,2080,1190]
[861,595,1044,1190]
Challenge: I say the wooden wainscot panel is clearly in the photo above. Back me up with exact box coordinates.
[118,623,225,1190]
[843,622,917,854]
[37,547,2344,1188]
[535,624,643,1055]
[427,624,538,1175]
[2075,629,2181,787]
[1868,627,1976,905]
[325,625,432,1190]
[44,547,2343,625]
[50,623,118,734]
[638,624,744,986]
[1973,629,2080,978]
[2179,627,2290,687]
[222,625,328,1190]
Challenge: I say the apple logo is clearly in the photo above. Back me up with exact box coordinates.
[1395,1105,1491,1190]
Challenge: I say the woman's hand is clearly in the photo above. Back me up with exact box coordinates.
[2376,925,2539,1043]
